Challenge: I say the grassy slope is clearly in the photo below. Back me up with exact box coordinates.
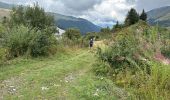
[0,48,118,100]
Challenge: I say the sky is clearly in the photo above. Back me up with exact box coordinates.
[0,0,170,27]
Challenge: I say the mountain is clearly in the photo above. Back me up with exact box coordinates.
[0,1,13,9]
[49,12,101,35]
[147,6,170,27]
[0,1,101,35]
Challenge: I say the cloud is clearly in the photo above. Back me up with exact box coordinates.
[79,0,135,27]
[0,0,170,27]
[136,0,170,12]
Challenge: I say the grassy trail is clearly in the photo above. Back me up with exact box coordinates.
[0,48,119,100]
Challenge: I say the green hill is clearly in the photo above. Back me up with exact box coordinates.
[147,6,170,27]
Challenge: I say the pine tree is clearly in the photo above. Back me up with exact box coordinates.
[125,8,139,26]
[140,9,147,21]
[112,21,121,32]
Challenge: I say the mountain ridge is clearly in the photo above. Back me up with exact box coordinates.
[147,6,170,27]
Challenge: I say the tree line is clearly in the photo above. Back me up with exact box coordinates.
[100,8,147,33]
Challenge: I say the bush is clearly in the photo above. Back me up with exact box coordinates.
[3,25,57,58]
[63,28,81,40]
[97,31,149,73]
[92,61,110,76]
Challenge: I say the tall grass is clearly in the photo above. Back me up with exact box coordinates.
[94,22,170,99]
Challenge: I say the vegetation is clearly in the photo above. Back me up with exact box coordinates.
[0,4,58,59]
[125,8,147,26]
[0,2,170,100]
[140,9,147,21]
[63,28,81,40]
[112,21,124,32]
[125,8,139,26]
[95,21,170,99]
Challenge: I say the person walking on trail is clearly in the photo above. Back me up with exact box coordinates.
[89,38,94,48]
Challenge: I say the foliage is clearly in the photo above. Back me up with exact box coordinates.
[125,8,139,26]
[94,22,170,99]
[0,3,58,58]
[10,3,56,31]
[63,28,81,40]
[112,21,124,32]
[140,9,147,21]
[114,62,170,99]
[85,32,99,40]
[2,25,57,58]
[100,26,111,33]
[97,31,151,74]
[92,61,110,76]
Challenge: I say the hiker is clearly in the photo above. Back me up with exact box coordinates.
[89,38,94,48]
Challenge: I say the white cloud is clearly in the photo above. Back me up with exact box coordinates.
[0,0,170,27]
[79,0,135,27]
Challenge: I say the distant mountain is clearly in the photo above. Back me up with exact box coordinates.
[49,12,101,35]
[0,1,13,9]
[147,6,170,27]
[0,1,101,35]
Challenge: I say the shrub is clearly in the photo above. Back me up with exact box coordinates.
[63,28,81,40]
[97,32,149,73]
[92,61,110,76]
[3,25,57,58]
[85,32,100,40]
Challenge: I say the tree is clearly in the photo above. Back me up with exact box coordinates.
[64,28,81,40]
[125,8,139,26]
[140,9,147,21]
[100,26,111,33]
[10,3,56,33]
[112,21,124,32]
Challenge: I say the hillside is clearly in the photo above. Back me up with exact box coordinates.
[147,6,170,27]
[0,1,13,9]
[49,12,101,35]
[0,1,101,35]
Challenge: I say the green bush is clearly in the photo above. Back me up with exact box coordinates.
[97,32,149,72]
[92,61,110,76]
[63,28,81,40]
[3,25,57,58]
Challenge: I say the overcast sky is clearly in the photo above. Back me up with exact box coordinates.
[1,0,170,27]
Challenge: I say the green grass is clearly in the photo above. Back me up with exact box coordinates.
[0,48,119,100]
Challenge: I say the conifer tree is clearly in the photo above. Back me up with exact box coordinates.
[125,8,139,26]
[140,9,147,21]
